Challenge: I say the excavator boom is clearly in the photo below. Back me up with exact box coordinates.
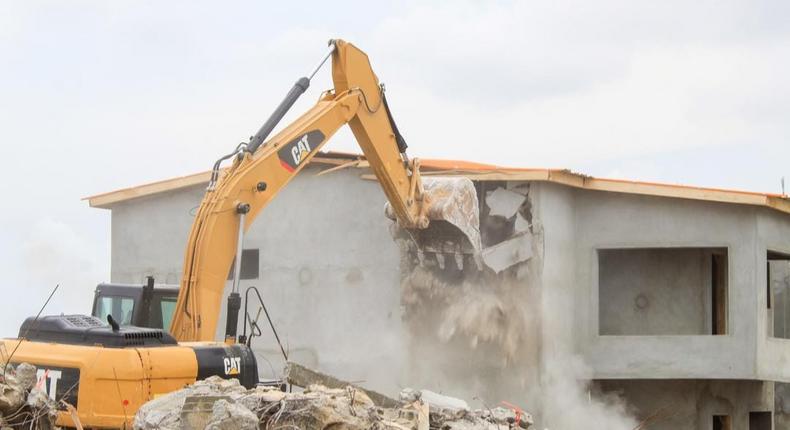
[1,39,481,430]
[170,40,481,342]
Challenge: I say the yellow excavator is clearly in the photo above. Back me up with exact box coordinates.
[1,39,481,428]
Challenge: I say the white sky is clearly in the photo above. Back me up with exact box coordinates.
[1,0,789,335]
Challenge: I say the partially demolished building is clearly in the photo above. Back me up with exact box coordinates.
[87,152,790,429]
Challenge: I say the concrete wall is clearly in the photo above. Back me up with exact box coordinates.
[111,184,205,284]
[530,182,576,372]
[109,166,406,393]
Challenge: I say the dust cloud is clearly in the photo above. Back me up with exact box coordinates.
[0,218,104,337]
[396,185,638,429]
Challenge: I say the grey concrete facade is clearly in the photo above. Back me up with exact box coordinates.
[109,166,405,390]
[531,182,790,429]
[100,166,790,429]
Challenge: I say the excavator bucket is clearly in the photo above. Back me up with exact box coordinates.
[422,177,482,252]
[389,177,482,271]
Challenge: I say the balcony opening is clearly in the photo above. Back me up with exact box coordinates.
[769,250,790,339]
[598,247,728,336]
[713,415,731,430]
[748,411,771,430]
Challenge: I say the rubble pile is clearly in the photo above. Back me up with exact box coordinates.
[0,363,58,430]
[134,375,532,430]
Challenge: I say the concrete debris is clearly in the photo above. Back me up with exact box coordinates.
[284,361,399,408]
[204,399,258,430]
[12,364,36,393]
[0,363,58,430]
[514,213,530,234]
[437,285,528,359]
[397,389,531,430]
[400,266,531,361]
[0,382,24,414]
[515,263,531,281]
[131,389,182,429]
[400,388,469,411]
[485,188,525,218]
[134,371,532,430]
[481,231,533,273]
[25,390,51,411]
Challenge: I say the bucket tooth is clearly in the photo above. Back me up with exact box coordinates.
[417,249,426,267]
[436,253,446,270]
[454,252,464,270]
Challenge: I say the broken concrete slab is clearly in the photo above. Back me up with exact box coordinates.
[482,231,534,273]
[486,187,526,218]
[284,361,399,408]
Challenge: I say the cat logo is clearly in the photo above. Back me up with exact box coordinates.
[277,130,325,172]
[24,364,80,408]
[36,369,62,400]
[223,356,242,376]
[290,134,311,166]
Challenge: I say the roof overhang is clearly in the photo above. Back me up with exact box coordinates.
[84,151,790,216]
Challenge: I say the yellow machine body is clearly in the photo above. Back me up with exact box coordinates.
[2,39,481,429]
[2,339,197,428]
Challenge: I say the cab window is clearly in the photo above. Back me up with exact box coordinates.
[160,298,177,331]
[95,296,135,325]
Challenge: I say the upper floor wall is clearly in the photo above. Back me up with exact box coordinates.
[533,181,790,381]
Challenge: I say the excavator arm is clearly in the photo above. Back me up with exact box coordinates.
[170,40,480,342]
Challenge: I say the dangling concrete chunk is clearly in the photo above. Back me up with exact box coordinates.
[486,187,526,218]
[481,231,534,273]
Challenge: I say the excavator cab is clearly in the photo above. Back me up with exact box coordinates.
[91,277,178,329]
